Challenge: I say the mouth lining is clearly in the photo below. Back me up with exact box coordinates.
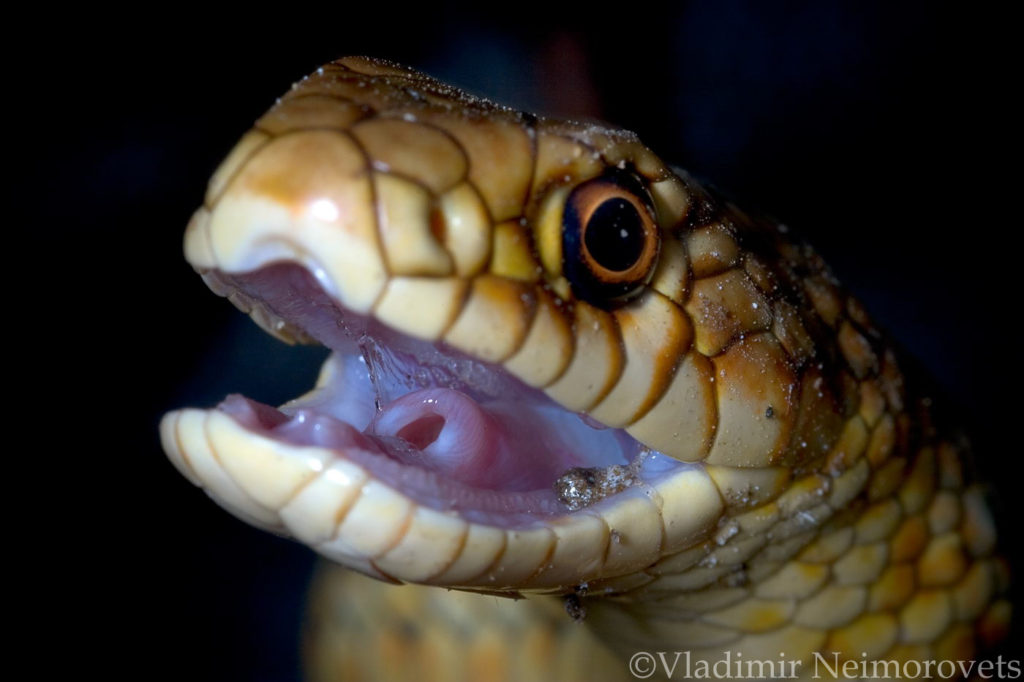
[205,263,689,526]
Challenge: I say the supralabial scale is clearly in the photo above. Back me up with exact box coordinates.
[161,57,1011,681]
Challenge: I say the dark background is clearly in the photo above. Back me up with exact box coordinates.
[31,2,1017,679]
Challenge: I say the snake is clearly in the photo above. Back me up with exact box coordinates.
[160,57,1011,680]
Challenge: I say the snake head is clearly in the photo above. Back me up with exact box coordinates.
[162,57,871,595]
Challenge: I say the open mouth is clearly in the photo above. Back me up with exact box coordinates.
[204,262,691,528]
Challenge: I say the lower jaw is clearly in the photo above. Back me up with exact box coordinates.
[162,396,723,590]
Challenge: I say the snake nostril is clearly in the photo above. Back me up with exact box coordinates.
[396,413,446,450]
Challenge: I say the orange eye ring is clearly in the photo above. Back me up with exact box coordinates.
[562,172,661,307]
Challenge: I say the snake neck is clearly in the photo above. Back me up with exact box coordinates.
[577,395,1008,667]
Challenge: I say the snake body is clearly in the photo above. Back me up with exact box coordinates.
[161,58,1010,679]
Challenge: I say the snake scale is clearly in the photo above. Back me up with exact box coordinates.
[161,57,1011,680]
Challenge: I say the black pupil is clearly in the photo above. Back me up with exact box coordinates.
[583,198,646,272]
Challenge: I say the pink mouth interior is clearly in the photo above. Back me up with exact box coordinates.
[208,264,680,524]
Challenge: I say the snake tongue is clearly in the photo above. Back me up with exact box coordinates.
[222,394,380,452]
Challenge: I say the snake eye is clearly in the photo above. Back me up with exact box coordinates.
[562,172,660,307]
